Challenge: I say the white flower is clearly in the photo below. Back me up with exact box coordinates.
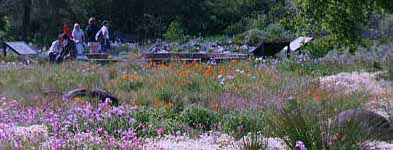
[217,74,223,79]
[319,72,387,95]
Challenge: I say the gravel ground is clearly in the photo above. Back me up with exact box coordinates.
[126,133,286,150]
[320,71,393,149]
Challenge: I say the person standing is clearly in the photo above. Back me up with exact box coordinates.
[85,18,100,53]
[63,23,72,39]
[96,20,110,53]
[72,23,85,56]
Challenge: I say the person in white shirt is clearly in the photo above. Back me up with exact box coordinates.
[48,34,64,62]
[48,33,77,62]
[72,23,85,55]
[95,21,110,53]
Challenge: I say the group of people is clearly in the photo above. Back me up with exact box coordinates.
[48,18,110,62]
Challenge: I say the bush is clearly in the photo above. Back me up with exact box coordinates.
[133,107,185,137]
[181,106,218,131]
[264,23,293,42]
[387,63,393,81]
[163,20,186,42]
[278,59,333,76]
[238,23,294,45]
[303,36,336,58]
[221,111,265,139]
[225,14,267,34]
[111,44,130,55]
[266,97,370,150]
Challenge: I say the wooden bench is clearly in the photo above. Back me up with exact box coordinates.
[87,58,122,63]
[213,56,249,60]
[142,52,249,63]
[86,53,109,59]
[143,58,202,63]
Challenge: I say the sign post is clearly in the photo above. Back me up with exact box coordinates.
[2,42,5,57]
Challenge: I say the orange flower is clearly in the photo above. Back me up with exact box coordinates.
[203,66,214,77]
[381,91,393,97]
[121,74,140,81]
[73,97,88,105]
[219,68,226,75]
[166,103,174,109]
[210,102,220,112]
[177,70,192,78]
[312,92,321,101]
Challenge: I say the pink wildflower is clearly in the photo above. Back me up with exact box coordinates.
[296,141,307,150]
[157,128,164,137]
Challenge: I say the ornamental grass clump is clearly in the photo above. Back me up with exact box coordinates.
[181,105,219,131]
[266,96,372,150]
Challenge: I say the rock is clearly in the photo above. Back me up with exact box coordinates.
[63,88,119,106]
[335,109,393,140]
[90,88,119,106]
[62,88,89,101]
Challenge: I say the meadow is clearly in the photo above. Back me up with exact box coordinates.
[0,46,393,149]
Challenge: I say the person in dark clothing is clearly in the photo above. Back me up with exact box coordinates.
[85,17,100,53]
[96,20,111,53]
[58,34,77,61]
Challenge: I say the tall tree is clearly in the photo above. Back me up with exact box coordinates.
[295,0,389,47]
[22,0,32,41]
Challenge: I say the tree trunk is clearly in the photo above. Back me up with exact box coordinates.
[22,0,32,41]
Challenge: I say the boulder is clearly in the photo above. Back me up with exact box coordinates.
[62,88,89,101]
[335,109,392,140]
[63,88,119,106]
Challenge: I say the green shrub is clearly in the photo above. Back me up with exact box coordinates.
[181,106,218,131]
[264,23,293,42]
[119,80,143,92]
[221,111,265,139]
[387,63,393,81]
[111,44,130,55]
[241,133,268,150]
[303,36,336,58]
[0,53,24,62]
[163,20,186,42]
[266,97,369,150]
[155,87,174,103]
[133,107,185,137]
[238,23,294,45]
[278,59,332,76]
[225,14,267,34]
[239,29,268,45]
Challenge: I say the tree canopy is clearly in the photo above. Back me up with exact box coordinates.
[0,0,392,46]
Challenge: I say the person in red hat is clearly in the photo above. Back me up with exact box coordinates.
[63,23,73,39]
